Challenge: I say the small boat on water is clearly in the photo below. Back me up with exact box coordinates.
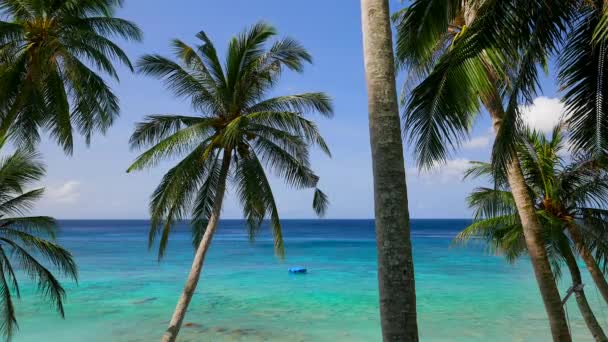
[288,267,307,274]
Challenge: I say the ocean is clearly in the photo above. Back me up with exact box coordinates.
[13,219,605,341]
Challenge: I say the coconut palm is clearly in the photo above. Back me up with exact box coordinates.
[0,148,78,341]
[455,126,608,340]
[127,22,332,342]
[0,0,142,152]
[395,0,608,314]
[359,0,419,340]
[393,1,572,339]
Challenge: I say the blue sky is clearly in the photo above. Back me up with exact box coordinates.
[32,0,563,219]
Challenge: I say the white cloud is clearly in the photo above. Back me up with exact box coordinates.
[408,158,471,184]
[45,181,81,204]
[520,97,565,133]
[463,135,491,149]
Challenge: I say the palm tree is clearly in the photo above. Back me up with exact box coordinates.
[0,148,78,341]
[0,0,141,152]
[455,127,608,341]
[360,0,419,340]
[393,1,572,339]
[127,22,332,342]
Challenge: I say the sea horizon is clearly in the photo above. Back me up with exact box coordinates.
[51,218,474,221]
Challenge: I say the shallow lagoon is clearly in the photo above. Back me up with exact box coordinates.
[14,219,604,341]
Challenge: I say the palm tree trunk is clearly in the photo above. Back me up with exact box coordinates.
[161,150,232,342]
[489,115,571,341]
[465,0,569,338]
[360,0,419,340]
[562,245,608,341]
[566,223,608,305]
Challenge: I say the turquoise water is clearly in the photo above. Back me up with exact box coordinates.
[12,219,607,341]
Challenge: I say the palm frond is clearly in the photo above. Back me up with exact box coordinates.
[0,217,57,239]
[253,136,318,189]
[393,0,462,71]
[67,16,143,42]
[136,55,222,113]
[313,188,329,217]
[234,151,284,257]
[247,111,331,156]
[129,115,208,150]
[225,22,277,94]
[148,144,219,259]
[0,149,44,196]
[246,93,333,118]
[190,154,222,248]
[0,237,72,316]
[0,248,17,341]
[0,189,44,217]
[467,187,517,220]
[453,214,525,262]
[403,52,490,168]
[127,122,214,172]
[561,5,608,156]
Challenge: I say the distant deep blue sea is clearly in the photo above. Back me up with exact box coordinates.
[13,219,605,341]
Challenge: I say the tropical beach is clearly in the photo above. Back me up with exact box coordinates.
[0,0,608,341]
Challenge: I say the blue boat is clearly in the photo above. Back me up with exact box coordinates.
[288,267,307,274]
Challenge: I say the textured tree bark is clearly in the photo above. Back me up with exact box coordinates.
[562,245,608,341]
[566,223,608,305]
[360,0,419,341]
[489,116,571,342]
[161,150,232,342]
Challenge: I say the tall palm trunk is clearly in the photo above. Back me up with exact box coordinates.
[562,245,608,341]
[464,0,570,333]
[490,116,571,341]
[162,150,232,342]
[480,59,570,339]
[360,0,419,340]
[566,223,608,305]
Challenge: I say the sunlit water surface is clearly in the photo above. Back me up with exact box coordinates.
[14,219,606,341]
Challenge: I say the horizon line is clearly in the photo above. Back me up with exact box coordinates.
[53,217,472,221]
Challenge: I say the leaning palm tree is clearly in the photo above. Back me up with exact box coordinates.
[0,0,141,152]
[0,148,78,341]
[359,0,419,340]
[455,127,608,340]
[393,1,572,339]
[127,22,332,342]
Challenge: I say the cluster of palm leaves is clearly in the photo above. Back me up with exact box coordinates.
[394,0,607,168]
[0,0,140,340]
[0,149,77,340]
[456,127,608,276]
[0,0,141,152]
[455,127,608,339]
